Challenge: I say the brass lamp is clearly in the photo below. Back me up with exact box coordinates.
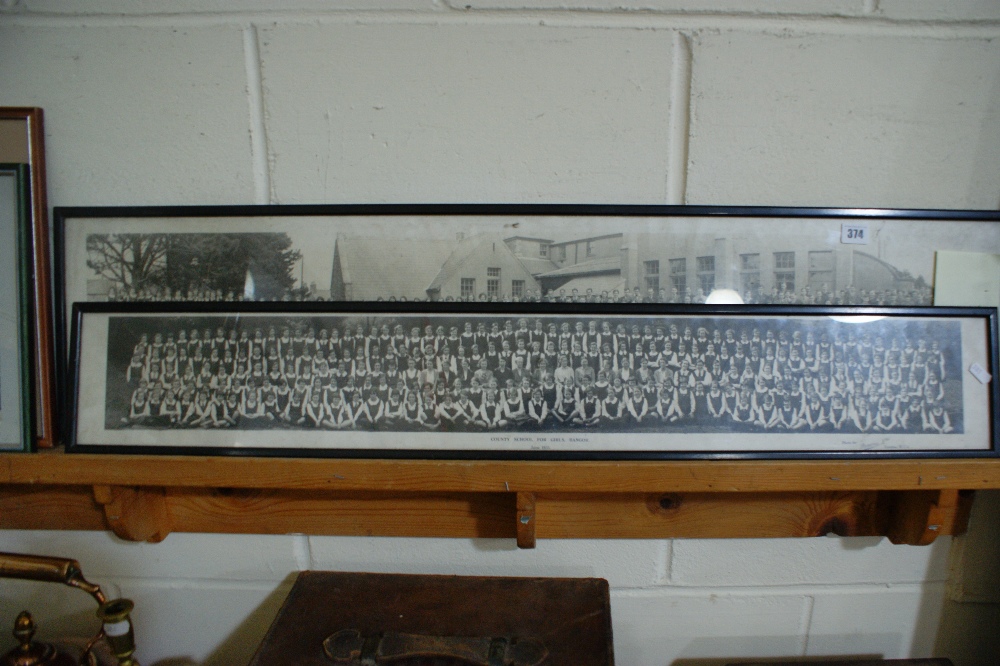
[0,553,138,666]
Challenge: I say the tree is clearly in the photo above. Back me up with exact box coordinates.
[85,233,170,297]
[164,233,302,299]
[87,232,303,300]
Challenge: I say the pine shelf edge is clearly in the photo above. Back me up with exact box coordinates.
[4,449,1000,493]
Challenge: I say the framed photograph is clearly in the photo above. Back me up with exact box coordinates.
[52,205,1000,381]
[67,301,998,460]
[0,164,36,452]
[1,108,54,447]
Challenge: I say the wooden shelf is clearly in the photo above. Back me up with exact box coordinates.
[2,451,998,547]
[7,451,1000,492]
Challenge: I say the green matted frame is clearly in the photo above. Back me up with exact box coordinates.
[0,163,36,451]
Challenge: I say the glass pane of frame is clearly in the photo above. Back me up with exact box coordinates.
[68,301,999,461]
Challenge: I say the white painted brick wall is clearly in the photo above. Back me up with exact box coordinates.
[258,22,675,204]
[686,31,1000,209]
[453,0,869,15]
[669,537,951,587]
[0,23,256,205]
[806,585,947,657]
[612,591,809,662]
[1,3,998,664]
[307,536,669,587]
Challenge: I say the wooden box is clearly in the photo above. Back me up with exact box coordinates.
[249,571,614,665]
[729,659,952,666]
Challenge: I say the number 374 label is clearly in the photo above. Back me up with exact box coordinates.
[841,222,870,245]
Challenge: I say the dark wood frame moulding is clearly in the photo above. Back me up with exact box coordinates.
[1,108,55,448]
[0,164,36,453]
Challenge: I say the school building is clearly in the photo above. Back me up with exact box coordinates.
[330,233,547,301]
[329,230,920,301]
[626,233,920,301]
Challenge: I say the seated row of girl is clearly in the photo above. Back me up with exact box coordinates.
[127,361,953,435]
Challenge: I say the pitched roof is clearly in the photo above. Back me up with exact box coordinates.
[335,236,458,300]
[426,235,493,293]
[537,256,621,278]
[516,256,560,276]
[504,235,554,243]
[426,234,541,293]
[854,250,907,280]
[549,233,623,247]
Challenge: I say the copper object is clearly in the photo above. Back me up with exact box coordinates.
[0,554,105,605]
[2,612,78,666]
[94,600,137,666]
[0,553,138,666]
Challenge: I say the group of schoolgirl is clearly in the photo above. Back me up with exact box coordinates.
[119,316,957,434]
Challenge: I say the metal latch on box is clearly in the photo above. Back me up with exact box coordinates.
[323,629,548,666]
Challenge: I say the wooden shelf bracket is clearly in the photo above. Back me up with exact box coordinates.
[884,489,973,546]
[92,485,171,543]
[516,492,537,549]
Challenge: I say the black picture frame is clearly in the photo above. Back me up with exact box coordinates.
[52,204,1000,403]
[67,300,998,460]
[0,164,36,452]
